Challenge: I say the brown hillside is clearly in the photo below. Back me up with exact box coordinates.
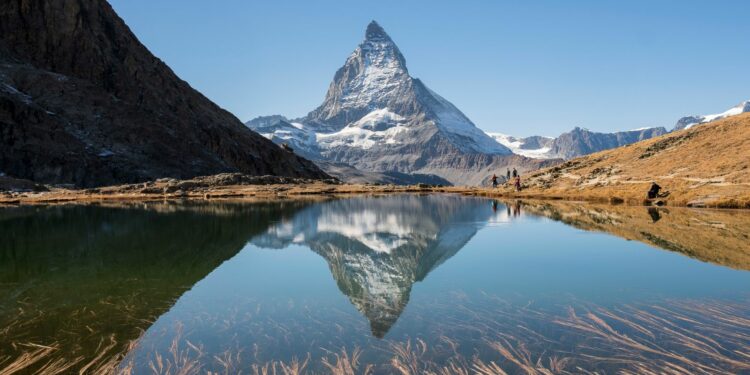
[507,113,750,208]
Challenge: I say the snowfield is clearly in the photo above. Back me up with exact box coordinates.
[486,133,555,159]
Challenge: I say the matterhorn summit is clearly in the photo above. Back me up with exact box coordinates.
[248,21,552,185]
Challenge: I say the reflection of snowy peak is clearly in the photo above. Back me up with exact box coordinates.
[250,195,494,337]
[673,100,750,131]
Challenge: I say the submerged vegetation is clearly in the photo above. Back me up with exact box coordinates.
[2,296,748,374]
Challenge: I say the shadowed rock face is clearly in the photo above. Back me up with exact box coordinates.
[251,195,494,337]
[0,0,327,187]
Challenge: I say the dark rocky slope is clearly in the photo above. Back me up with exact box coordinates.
[0,0,327,187]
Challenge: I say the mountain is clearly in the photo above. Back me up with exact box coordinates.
[247,21,555,186]
[0,0,327,188]
[250,195,497,337]
[488,127,668,160]
[673,100,750,131]
[520,113,750,208]
[487,134,555,159]
[487,99,750,161]
[546,127,668,159]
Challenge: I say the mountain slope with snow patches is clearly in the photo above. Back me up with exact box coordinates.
[673,100,750,131]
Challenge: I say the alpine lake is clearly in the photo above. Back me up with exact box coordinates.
[1,194,749,374]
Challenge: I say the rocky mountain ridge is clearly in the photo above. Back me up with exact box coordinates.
[488,99,749,160]
[672,100,750,131]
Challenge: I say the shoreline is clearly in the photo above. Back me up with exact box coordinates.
[1,174,748,209]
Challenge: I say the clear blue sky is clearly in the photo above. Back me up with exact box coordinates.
[109,0,749,137]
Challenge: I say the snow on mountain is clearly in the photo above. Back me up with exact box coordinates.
[245,21,553,186]
[484,98,750,160]
[316,108,409,150]
[673,100,750,131]
[486,133,555,159]
[423,87,510,154]
[245,116,318,159]
[486,127,668,160]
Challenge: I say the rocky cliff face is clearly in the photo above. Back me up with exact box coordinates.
[0,0,327,187]
[247,22,555,186]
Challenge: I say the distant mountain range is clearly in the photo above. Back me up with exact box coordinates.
[246,21,555,186]
[0,0,326,187]
[488,100,750,160]
[488,127,669,160]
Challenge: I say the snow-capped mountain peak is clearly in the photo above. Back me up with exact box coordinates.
[300,21,511,155]
[246,21,527,185]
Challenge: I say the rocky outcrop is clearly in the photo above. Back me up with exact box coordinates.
[0,0,327,187]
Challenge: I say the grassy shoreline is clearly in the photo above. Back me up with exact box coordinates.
[1,179,749,209]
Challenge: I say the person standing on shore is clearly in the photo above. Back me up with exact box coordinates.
[514,176,521,191]
[491,174,499,188]
[512,168,518,179]
[506,168,511,181]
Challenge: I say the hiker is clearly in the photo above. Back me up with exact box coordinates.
[506,168,511,181]
[514,176,521,191]
[491,174,499,188]
[512,168,518,178]
[647,182,662,199]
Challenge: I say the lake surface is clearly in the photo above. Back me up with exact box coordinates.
[1,195,749,374]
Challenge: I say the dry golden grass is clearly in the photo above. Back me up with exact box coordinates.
[488,113,750,208]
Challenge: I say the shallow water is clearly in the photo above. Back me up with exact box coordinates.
[1,195,749,374]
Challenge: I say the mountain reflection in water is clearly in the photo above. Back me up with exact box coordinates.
[1,196,749,374]
[251,195,496,337]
